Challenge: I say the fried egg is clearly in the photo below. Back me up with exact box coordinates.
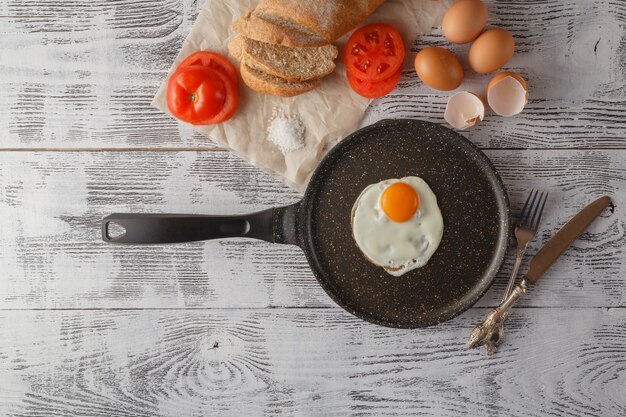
[351,176,444,276]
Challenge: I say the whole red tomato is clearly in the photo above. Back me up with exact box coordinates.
[167,66,227,125]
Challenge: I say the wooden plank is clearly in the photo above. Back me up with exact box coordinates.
[364,95,626,149]
[0,0,200,41]
[0,0,204,148]
[0,308,624,417]
[0,0,624,149]
[0,1,624,415]
[0,149,623,309]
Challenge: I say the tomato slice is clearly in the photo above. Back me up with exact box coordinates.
[177,51,238,85]
[199,68,239,125]
[344,23,405,82]
[347,68,402,98]
[167,66,227,125]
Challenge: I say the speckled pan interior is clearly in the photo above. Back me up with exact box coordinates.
[300,119,510,328]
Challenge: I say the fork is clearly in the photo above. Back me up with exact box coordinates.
[503,189,549,301]
[468,189,548,355]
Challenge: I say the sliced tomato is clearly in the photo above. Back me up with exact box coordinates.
[167,66,226,125]
[177,51,238,85]
[347,68,402,98]
[199,68,238,125]
[344,23,405,83]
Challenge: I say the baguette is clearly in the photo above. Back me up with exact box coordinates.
[252,0,386,43]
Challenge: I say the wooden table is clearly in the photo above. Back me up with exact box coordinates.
[1,1,625,416]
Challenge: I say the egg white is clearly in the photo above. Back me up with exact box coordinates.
[351,176,444,277]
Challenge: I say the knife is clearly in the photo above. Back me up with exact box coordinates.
[468,195,612,354]
[525,195,611,284]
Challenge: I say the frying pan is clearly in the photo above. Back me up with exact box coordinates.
[102,119,510,328]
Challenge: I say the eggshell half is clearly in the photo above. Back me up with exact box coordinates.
[487,71,528,116]
[444,91,485,130]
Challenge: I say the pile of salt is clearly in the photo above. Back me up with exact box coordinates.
[267,112,305,153]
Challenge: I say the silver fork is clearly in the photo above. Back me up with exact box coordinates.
[468,189,548,355]
[503,190,548,300]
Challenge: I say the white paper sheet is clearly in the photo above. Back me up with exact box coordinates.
[152,0,450,190]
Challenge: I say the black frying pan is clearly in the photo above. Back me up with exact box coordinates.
[102,119,510,328]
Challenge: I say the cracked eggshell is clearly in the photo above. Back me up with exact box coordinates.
[444,91,485,130]
[487,71,528,116]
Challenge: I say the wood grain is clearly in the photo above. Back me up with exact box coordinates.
[1,0,625,415]
[0,149,623,309]
[0,308,624,417]
[0,0,624,149]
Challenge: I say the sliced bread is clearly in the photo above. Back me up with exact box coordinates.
[239,63,320,97]
[229,36,337,82]
[228,37,273,76]
[232,7,327,48]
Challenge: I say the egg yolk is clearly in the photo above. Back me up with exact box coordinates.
[380,182,419,222]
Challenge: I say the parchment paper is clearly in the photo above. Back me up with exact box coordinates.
[153,0,451,190]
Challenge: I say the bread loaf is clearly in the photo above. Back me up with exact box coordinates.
[232,7,327,47]
[252,0,386,43]
[231,0,386,97]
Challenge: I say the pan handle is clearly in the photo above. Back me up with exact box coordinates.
[102,203,300,245]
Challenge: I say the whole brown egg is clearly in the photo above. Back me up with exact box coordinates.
[414,47,464,91]
[468,28,515,74]
[442,0,488,44]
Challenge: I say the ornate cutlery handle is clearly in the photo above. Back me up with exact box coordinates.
[468,279,530,349]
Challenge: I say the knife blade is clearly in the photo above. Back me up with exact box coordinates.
[525,196,611,284]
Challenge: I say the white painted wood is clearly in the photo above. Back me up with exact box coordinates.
[1,0,625,415]
[0,308,624,417]
[0,150,623,309]
[0,0,624,149]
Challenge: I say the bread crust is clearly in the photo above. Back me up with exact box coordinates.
[253,0,386,42]
[232,7,328,47]
[227,36,244,61]
[239,63,320,97]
